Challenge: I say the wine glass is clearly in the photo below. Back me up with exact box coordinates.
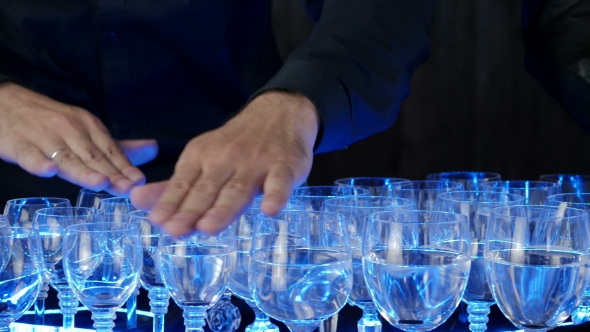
[98,196,139,328]
[434,191,525,331]
[33,207,104,331]
[62,222,142,332]
[426,171,502,191]
[480,180,561,205]
[539,173,590,194]
[158,226,236,332]
[250,210,353,332]
[127,210,170,332]
[391,180,464,210]
[544,193,590,324]
[227,197,305,332]
[76,189,113,208]
[485,205,590,331]
[334,177,411,195]
[363,210,471,331]
[0,226,44,332]
[291,185,370,211]
[3,197,71,325]
[322,196,416,332]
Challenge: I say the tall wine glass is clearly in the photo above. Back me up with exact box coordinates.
[426,171,501,191]
[322,196,416,332]
[291,185,370,211]
[485,205,590,331]
[158,226,236,332]
[128,210,170,332]
[3,197,71,325]
[434,191,525,331]
[33,207,103,331]
[539,173,590,194]
[480,180,561,205]
[363,210,471,331]
[391,180,464,210]
[63,222,142,332]
[0,226,44,332]
[544,193,590,324]
[250,210,353,332]
[334,177,411,196]
[228,197,305,332]
[98,196,139,328]
[76,189,113,208]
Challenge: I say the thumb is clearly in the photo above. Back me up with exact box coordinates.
[119,139,159,166]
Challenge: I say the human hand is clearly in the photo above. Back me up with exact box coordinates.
[0,82,158,195]
[130,90,319,236]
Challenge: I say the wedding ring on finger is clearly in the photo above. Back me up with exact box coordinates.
[49,148,68,161]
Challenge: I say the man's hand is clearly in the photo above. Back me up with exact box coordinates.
[0,82,158,195]
[130,90,319,236]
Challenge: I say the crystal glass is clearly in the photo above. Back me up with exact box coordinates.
[76,189,114,208]
[250,210,353,332]
[363,210,471,331]
[227,198,305,332]
[544,193,590,324]
[0,226,44,332]
[291,185,370,212]
[322,196,416,332]
[0,215,8,227]
[62,222,142,332]
[426,172,502,191]
[391,180,464,210]
[128,210,170,332]
[98,196,139,328]
[3,197,71,325]
[485,205,590,331]
[33,207,104,331]
[539,174,590,194]
[158,226,236,332]
[480,180,561,205]
[206,291,241,332]
[334,177,411,196]
[434,191,525,331]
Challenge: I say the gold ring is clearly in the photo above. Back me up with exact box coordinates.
[50,148,67,161]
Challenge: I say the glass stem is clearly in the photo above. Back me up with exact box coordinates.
[571,297,590,325]
[246,299,278,332]
[34,281,49,325]
[91,307,117,332]
[183,305,208,332]
[358,302,382,332]
[149,287,170,332]
[58,288,79,331]
[126,286,140,330]
[467,302,491,332]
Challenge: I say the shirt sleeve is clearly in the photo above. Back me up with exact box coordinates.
[522,0,590,133]
[255,0,437,153]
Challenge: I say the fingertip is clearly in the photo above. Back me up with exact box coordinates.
[260,195,288,215]
[35,161,59,178]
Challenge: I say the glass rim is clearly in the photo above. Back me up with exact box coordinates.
[546,193,590,202]
[65,222,139,233]
[539,173,590,181]
[256,209,346,222]
[5,197,71,204]
[436,191,526,203]
[426,171,501,179]
[481,180,561,188]
[34,206,102,216]
[322,196,416,209]
[369,210,468,225]
[291,185,371,196]
[490,204,589,219]
[0,226,39,237]
[396,180,464,189]
[334,176,411,184]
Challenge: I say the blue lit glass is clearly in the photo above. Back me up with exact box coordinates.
[539,174,590,194]
[76,189,114,209]
[481,181,561,205]
[391,180,464,210]
[334,177,411,196]
[291,185,370,211]
[426,171,502,191]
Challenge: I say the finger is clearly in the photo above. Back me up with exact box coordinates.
[194,170,262,234]
[119,139,159,166]
[130,181,168,210]
[49,147,110,190]
[260,162,298,215]
[10,141,58,177]
[158,165,233,237]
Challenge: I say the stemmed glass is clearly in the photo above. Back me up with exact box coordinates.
[485,205,590,331]
[544,193,590,324]
[3,197,72,325]
[363,210,471,331]
[434,191,525,331]
[391,180,464,210]
[33,207,104,331]
[539,174,590,194]
[228,197,305,332]
[76,189,113,208]
[62,222,142,332]
[322,196,416,332]
[250,210,353,332]
[334,177,411,195]
[480,180,561,205]
[0,226,44,332]
[128,210,170,332]
[426,172,501,191]
[158,226,236,332]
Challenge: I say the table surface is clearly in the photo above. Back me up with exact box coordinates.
[15,288,590,332]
